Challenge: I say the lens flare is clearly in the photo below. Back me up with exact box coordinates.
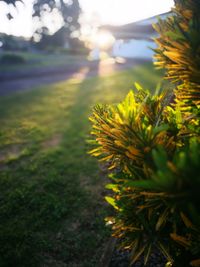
[93,30,115,49]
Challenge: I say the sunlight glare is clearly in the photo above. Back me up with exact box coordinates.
[93,31,115,49]
[80,0,174,25]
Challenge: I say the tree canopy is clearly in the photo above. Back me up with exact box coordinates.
[1,0,81,41]
[0,0,23,19]
[33,0,81,40]
[0,0,22,5]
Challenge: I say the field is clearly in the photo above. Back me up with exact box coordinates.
[0,63,162,267]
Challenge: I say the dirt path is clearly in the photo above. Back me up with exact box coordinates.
[0,58,149,96]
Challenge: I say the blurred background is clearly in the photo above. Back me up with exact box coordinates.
[0,0,174,94]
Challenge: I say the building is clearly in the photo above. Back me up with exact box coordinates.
[101,11,172,59]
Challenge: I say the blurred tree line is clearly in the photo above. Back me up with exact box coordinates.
[0,0,87,53]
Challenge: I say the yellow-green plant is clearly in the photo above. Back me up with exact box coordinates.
[89,0,200,266]
[89,87,178,178]
[89,86,200,266]
[154,0,200,113]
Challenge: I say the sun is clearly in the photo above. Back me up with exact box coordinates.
[93,30,115,50]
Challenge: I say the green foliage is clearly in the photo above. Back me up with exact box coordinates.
[90,85,200,266]
[153,0,200,113]
[89,87,177,176]
[89,1,200,266]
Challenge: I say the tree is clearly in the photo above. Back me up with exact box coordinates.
[33,0,81,40]
[0,0,22,5]
[0,0,23,20]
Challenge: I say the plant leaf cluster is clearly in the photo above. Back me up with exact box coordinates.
[153,0,200,114]
[89,0,200,266]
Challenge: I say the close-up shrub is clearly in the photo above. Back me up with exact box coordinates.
[154,0,200,114]
[89,0,200,266]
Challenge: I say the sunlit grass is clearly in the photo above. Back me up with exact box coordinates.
[0,63,162,267]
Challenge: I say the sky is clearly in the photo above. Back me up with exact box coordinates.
[0,0,174,38]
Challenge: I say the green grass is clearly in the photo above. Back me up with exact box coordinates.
[0,51,86,72]
[0,63,162,267]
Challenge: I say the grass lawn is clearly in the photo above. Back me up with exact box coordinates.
[0,63,162,267]
[0,51,86,72]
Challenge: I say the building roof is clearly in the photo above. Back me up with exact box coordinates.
[100,11,172,40]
